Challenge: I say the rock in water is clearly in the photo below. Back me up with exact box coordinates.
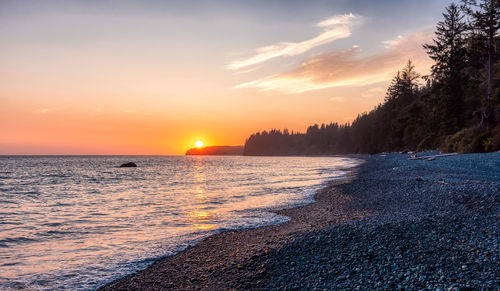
[120,162,137,168]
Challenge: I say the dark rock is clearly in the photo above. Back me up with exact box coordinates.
[120,162,137,168]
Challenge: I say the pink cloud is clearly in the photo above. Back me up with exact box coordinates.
[227,14,362,70]
[235,29,433,94]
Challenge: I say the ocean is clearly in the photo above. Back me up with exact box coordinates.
[0,155,359,290]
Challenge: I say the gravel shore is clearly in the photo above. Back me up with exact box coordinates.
[99,152,499,290]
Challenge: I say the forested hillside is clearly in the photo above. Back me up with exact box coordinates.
[244,1,500,156]
[186,146,244,155]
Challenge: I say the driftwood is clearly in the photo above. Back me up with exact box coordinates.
[409,153,458,161]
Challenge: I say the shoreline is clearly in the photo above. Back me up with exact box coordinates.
[99,160,365,290]
[99,152,499,290]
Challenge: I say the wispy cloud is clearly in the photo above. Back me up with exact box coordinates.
[32,108,59,114]
[382,35,405,48]
[234,29,433,94]
[227,13,362,70]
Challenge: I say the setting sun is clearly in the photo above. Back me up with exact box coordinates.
[195,141,204,148]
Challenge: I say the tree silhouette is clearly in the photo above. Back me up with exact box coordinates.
[461,0,500,127]
[424,3,469,132]
[243,2,500,155]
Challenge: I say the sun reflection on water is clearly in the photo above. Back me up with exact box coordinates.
[187,158,218,230]
[188,210,217,230]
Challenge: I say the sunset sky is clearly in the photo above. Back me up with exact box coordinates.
[0,0,454,155]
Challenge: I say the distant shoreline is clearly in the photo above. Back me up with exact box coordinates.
[185,145,244,156]
[99,152,499,290]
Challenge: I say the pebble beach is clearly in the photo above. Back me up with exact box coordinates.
[100,152,499,290]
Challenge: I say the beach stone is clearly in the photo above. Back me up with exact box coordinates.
[99,152,500,291]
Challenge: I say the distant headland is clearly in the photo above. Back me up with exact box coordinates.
[185,146,244,156]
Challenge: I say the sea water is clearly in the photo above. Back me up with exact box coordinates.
[0,155,359,290]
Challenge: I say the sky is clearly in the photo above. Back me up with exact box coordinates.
[0,0,454,155]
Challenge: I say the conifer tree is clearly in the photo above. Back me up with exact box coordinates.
[424,4,468,82]
[385,60,420,104]
[461,0,500,126]
[424,3,468,130]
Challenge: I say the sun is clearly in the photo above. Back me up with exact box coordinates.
[195,140,204,148]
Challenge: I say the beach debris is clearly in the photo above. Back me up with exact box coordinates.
[409,153,458,160]
[119,162,137,167]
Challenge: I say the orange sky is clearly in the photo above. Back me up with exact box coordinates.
[0,0,452,155]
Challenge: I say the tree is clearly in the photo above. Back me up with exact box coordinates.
[424,4,468,82]
[379,60,422,150]
[424,3,469,131]
[385,60,420,104]
[461,0,500,126]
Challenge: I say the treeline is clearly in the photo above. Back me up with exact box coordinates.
[186,146,244,155]
[244,1,500,156]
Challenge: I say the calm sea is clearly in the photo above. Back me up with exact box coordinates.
[0,155,359,290]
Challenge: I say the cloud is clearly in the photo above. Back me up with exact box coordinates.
[382,35,405,48]
[234,29,433,94]
[32,108,59,114]
[227,13,362,70]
